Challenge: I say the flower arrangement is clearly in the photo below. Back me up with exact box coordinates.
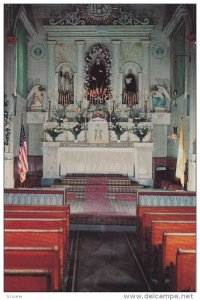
[52,109,66,126]
[75,109,87,125]
[68,123,85,140]
[112,123,127,140]
[131,125,150,142]
[45,128,64,142]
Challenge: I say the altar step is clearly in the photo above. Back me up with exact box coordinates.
[62,177,132,186]
[85,185,107,193]
[70,213,137,226]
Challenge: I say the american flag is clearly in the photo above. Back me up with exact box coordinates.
[18,123,28,183]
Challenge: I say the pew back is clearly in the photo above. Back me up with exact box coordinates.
[176,249,196,292]
[4,229,65,287]
[4,269,53,292]
[151,220,196,248]
[162,233,196,269]
[4,218,68,269]
[4,246,61,291]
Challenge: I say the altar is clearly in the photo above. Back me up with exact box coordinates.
[34,15,168,187]
[42,141,154,186]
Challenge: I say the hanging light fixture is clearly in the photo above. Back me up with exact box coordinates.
[168,90,179,142]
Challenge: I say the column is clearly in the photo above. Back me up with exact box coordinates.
[141,40,150,110]
[112,40,121,103]
[4,34,16,188]
[187,42,196,191]
[134,142,154,186]
[47,41,56,108]
[75,40,85,103]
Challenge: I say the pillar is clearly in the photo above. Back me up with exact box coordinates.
[141,40,150,109]
[75,40,85,102]
[47,41,56,108]
[112,40,121,103]
[4,27,16,187]
[187,42,196,191]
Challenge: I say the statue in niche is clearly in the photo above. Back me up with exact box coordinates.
[28,84,46,111]
[151,85,168,111]
[123,69,138,106]
[58,69,74,106]
[85,44,111,105]
[89,57,107,104]
[90,57,106,91]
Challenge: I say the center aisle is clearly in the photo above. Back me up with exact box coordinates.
[70,231,151,292]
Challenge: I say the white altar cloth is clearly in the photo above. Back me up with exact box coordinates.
[42,142,154,184]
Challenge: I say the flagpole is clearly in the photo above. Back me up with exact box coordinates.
[176,116,186,189]
[18,111,28,187]
[20,112,23,189]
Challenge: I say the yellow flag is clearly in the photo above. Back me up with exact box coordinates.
[175,118,186,187]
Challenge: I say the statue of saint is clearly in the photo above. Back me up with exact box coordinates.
[58,70,73,105]
[151,85,167,108]
[90,57,106,91]
[125,69,137,95]
[28,84,45,111]
[123,69,137,105]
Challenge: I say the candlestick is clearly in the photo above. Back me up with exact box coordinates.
[48,99,51,121]
[144,100,148,119]
[113,100,115,112]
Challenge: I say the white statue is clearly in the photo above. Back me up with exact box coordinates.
[28,84,45,111]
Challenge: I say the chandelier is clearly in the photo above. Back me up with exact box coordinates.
[168,91,179,142]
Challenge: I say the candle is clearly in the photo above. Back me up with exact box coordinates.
[48,99,51,120]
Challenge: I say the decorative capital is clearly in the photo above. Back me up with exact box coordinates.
[111,40,121,45]
[141,40,150,47]
[47,40,57,46]
[75,40,85,46]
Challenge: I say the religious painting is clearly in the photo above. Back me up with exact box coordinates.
[84,44,112,105]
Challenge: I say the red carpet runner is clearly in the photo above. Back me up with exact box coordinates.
[84,177,112,213]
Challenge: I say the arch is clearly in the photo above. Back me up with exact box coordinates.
[55,61,77,73]
[121,61,142,74]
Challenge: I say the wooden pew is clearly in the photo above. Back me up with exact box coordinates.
[152,221,196,250]
[137,206,196,236]
[4,204,70,230]
[4,268,54,292]
[146,220,196,271]
[162,234,196,292]
[4,246,61,291]
[162,233,196,271]
[4,208,70,257]
[4,217,68,280]
[141,212,196,256]
[175,249,196,292]
[4,228,65,290]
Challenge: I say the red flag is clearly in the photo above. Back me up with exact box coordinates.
[18,123,28,183]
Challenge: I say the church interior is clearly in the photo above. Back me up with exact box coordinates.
[4,3,197,294]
